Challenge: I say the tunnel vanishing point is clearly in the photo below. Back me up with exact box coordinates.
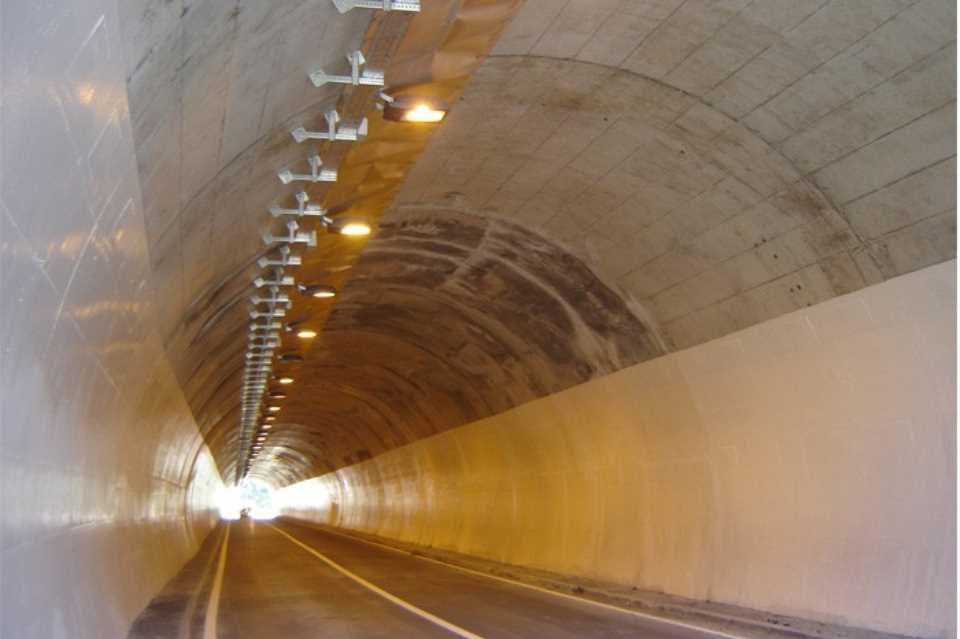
[1,1,957,638]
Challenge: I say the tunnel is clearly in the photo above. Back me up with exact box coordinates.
[0,0,957,637]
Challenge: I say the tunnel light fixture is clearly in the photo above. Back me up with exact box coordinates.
[337,221,372,236]
[269,392,288,399]
[264,416,276,422]
[268,406,281,413]
[332,0,420,13]
[379,92,447,123]
[261,424,272,430]
[262,221,317,247]
[299,283,337,298]
[310,51,384,88]
[258,245,302,269]
[296,329,317,339]
[277,377,294,385]
[291,110,368,143]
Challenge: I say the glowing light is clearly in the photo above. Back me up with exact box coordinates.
[262,424,272,430]
[403,103,446,122]
[278,377,294,385]
[268,406,281,412]
[264,416,276,422]
[297,329,317,339]
[338,222,371,236]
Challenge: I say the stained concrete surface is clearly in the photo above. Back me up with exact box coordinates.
[131,518,753,639]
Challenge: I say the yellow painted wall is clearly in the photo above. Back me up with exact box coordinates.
[280,261,956,638]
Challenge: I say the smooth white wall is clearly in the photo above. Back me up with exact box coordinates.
[281,261,957,638]
[1,1,224,637]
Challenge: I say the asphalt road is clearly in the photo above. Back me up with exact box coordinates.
[129,519,739,639]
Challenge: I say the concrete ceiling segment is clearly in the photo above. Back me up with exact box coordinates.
[244,206,662,484]
[397,0,957,350]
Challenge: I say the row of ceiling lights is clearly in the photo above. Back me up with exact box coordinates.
[238,0,447,479]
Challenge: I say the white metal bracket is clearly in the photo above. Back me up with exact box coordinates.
[270,191,328,218]
[257,245,302,269]
[332,0,420,13]
[291,110,368,143]
[310,50,384,88]
[262,220,317,247]
[278,154,337,184]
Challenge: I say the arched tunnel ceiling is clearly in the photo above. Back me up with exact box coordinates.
[120,0,956,486]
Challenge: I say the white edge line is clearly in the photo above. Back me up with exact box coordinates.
[268,524,485,639]
[203,523,231,639]
[285,521,750,639]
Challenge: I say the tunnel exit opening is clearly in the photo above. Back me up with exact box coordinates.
[219,480,278,520]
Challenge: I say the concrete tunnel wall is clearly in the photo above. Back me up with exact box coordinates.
[1,2,224,638]
[279,261,957,639]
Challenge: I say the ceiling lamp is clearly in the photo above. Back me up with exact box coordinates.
[264,416,276,422]
[299,284,337,298]
[277,377,294,385]
[381,93,447,123]
[269,392,287,399]
[336,220,371,236]
[297,329,317,339]
[268,406,281,412]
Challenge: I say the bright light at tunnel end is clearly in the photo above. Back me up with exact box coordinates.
[218,481,278,521]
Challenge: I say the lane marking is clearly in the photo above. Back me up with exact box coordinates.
[178,526,227,639]
[282,521,749,639]
[203,523,231,639]
[268,524,485,639]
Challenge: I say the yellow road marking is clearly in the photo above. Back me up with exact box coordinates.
[269,524,485,639]
[203,523,231,639]
[288,521,749,639]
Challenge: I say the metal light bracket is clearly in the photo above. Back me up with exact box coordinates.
[262,221,317,247]
[291,110,368,143]
[250,308,286,319]
[278,154,337,184]
[332,0,420,13]
[250,286,291,305]
[310,51,384,88]
[258,245,302,269]
[270,191,328,219]
[254,269,295,288]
